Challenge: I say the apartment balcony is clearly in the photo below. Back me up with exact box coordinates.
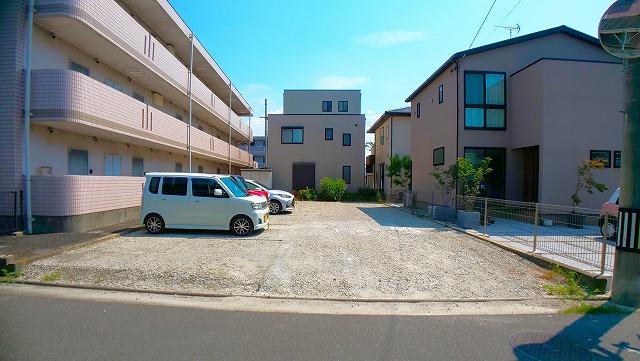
[30,69,252,167]
[34,0,252,142]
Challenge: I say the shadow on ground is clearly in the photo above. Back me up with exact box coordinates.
[358,207,446,229]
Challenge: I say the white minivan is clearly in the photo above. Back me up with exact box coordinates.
[140,173,269,236]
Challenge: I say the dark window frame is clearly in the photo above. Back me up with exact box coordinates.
[338,101,349,112]
[590,150,612,168]
[342,165,351,184]
[416,102,421,118]
[161,177,188,196]
[438,84,444,104]
[433,147,445,166]
[342,133,352,146]
[464,71,507,130]
[322,101,333,112]
[614,150,622,168]
[281,126,304,144]
[325,127,334,140]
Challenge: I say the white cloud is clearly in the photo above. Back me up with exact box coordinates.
[355,30,426,48]
[315,76,369,89]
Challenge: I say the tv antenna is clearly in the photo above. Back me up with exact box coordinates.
[496,24,521,38]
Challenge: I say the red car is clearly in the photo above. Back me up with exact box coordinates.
[599,187,619,240]
[230,175,269,200]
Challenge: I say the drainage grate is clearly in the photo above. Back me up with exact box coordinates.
[510,331,594,361]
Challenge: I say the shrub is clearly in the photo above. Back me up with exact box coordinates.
[342,188,382,202]
[297,187,317,201]
[318,177,347,201]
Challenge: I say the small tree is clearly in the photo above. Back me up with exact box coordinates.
[431,164,457,206]
[457,157,492,211]
[570,160,607,208]
[386,155,412,191]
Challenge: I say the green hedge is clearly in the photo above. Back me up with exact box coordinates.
[318,177,347,201]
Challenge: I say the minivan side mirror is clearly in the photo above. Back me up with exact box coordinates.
[214,189,223,197]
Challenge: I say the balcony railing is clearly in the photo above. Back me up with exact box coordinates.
[34,0,251,141]
[30,69,252,166]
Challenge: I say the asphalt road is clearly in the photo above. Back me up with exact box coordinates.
[1,289,639,361]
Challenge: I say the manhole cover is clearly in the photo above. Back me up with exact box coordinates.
[510,331,594,361]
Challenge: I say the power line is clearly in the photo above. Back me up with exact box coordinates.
[468,0,498,50]
[484,0,524,42]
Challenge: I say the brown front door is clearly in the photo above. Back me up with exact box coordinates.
[292,163,315,191]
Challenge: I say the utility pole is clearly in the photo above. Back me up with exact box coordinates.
[259,99,268,168]
[599,0,640,307]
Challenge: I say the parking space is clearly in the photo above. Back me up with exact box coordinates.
[22,202,549,300]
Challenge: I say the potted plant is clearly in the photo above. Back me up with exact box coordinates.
[430,164,458,222]
[456,157,492,229]
[386,155,412,206]
[568,160,607,228]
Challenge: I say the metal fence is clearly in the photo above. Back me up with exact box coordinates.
[0,190,23,235]
[412,192,614,274]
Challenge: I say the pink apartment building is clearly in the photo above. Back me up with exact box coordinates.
[0,0,254,233]
[406,26,624,209]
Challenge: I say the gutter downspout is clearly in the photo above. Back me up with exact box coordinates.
[455,61,460,207]
[187,32,194,173]
[23,0,34,234]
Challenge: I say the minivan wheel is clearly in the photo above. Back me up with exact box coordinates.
[599,216,617,241]
[144,214,165,234]
[269,200,282,214]
[231,215,254,236]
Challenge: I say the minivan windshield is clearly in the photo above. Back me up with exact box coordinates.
[221,177,248,197]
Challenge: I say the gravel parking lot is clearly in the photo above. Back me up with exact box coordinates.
[22,202,549,300]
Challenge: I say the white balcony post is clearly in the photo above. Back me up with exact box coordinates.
[23,0,35,234]
[187,32,194,173]
[228,82,232,174]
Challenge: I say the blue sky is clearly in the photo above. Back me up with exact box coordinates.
[170,0,612,138]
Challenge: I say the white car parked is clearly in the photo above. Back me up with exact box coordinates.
[141,173,269,236]
[245,179,295,214]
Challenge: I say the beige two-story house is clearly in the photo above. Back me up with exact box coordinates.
[407,26,623,209]
[268,90,365,192]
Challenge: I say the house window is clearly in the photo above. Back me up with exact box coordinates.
[175,162,183,172]
[132,157,144,176]
[148,177,160,194]
[133,92,145,103]
[380,132,384,145]
[338,101,348,112]
[197,165,204,173]
[69,61,90,76]
[104,154,121,176]
[433,147,445,166]
[590,150,611,168]
[105,79,123,92]
[342,166,351,184]
[322,101,332,112]
[161,177,187,196]
[281,127,304,144]
[68,149,89,175]
[416,102,421,118]
[464,72,506,129]
[386,126,389,140]
[438,84,444,104]
[325,128,333,140]
[614,151,622,168]
[343,133,351,146]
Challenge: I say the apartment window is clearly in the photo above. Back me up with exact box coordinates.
[338,101,348,112]
[590,150,611,168]
[105,79,123,92]
[325,128,333,140]
[148,177,160,194]
[161,177,187,196]
[281,127,304,144]
[438,84,444,104]
[342,133,351,146]
[433,147,445,166]
[380,133,384,145]
[69,61,90,76]
[416,102,421,118]
[132,157,144,176]
[175,162,183,172]
[614,151,622,168]
[197,165,204,173]
[103,154,121,176]
[68,149,89,175]
[322,101,332,112]
[133,92,145,103]
[342,166,351,184]
[464,72,506,129]
[255,156,265,164]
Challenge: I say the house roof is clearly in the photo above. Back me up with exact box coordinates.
[367,106,411,133]
[405,25,602,102]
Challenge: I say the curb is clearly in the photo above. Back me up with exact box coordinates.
[16,226,142,266]
[10,280,611,303]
